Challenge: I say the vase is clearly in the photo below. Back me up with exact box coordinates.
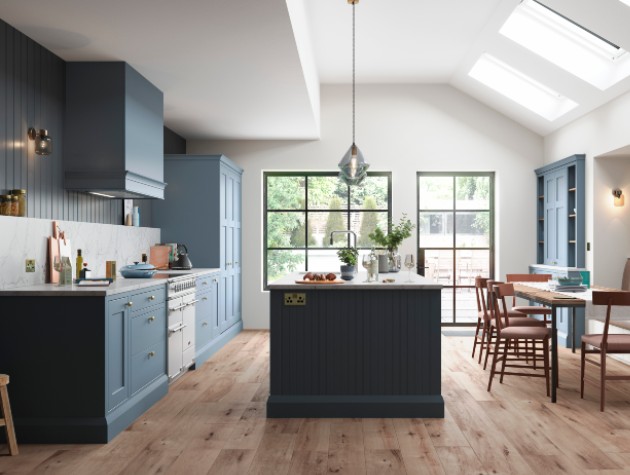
[378,254,389,273]
[340,265,355,281]
[388,249,401,273]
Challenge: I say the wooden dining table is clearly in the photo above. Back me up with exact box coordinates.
[513,283,586,403]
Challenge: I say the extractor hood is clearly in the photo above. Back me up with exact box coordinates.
[64,62,167,199]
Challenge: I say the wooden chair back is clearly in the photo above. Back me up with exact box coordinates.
[492,283,515,332]
[486,280,502,323]
[474,276,490,316]
[592,291,630,346]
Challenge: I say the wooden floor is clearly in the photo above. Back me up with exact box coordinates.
[2,330,630,474]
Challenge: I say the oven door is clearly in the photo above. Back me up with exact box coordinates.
[167,296,185,381]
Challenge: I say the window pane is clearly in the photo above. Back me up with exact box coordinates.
[423,249,454,286]
[267,176,305,210]
[456,249,490,285]
[454,288,477,323]
[419,176,453,210]
[267,250,305,284]
[455,212,490,247]
[441,287,454,323]
[308,176,348,209]
[267,212,306,248]
[351,176,389,209]
[456,176,490,210]
[419,212,452,247]
[351,211,389,248]
[307,250,343,273]
[310,211,349,247]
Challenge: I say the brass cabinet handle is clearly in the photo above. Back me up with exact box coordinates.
[202,297,208,301]
[148,295,156,301]
[212,279,218,283]
[127,301,133,307]
[235,261,239,265]
[148,316,156,322]
[202,281,208,285]
[202,322,208,327]
[148,351,156,358]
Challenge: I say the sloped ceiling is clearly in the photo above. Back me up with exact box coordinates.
[2,0,630,139]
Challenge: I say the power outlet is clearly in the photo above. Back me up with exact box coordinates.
[284,293,306,306]
[25,259,35,273]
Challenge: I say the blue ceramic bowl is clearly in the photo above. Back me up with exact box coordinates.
[120,262,157,278]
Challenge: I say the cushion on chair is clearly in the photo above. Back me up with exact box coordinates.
[491,317,547,328]
[582,334,630,352]
[500,326,550,339]
[513,305,552,316]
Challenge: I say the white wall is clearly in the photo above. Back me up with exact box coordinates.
[189,84,543,329]
[545,90,630,287]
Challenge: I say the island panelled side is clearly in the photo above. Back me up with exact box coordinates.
[268,276,444,418]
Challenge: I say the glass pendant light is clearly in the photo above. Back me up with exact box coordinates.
[338,0,369,186]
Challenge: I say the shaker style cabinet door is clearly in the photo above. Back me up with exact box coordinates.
[106,296,131,412]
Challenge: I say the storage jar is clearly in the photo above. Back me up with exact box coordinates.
[9,189,27,217]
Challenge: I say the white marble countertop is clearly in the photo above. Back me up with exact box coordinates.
[0,268,221,297]
[268,272,442,290]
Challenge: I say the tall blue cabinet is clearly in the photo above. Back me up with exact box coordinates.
[533,154,586,348]
[152,155,243,364]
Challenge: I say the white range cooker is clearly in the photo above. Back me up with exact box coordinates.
[165,274,197,382]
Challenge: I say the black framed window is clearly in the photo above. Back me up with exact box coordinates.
[264,172,392,287]
[417,172,495,325]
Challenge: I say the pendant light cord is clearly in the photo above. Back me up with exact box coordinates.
[352,2,356,145]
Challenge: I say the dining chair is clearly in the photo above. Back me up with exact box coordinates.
[473,276,490,363]
[506,273,553,324]
[581,290,630,411]
[482,280,547,370]
[487,283,551,395]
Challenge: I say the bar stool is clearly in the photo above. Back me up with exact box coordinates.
[0,374,18,455]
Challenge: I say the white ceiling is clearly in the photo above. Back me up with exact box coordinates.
[2,0,630,139]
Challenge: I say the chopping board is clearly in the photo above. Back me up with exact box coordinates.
[295,280,345,284]
[149,245,171,270]
[58,229,72,262]
[48,221,60,283]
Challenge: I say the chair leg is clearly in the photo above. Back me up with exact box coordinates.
[472,317,482,359]
[478,323,488,364]
[484,328,494,370]
[580,342,586,399]
[0,384,18,455]
[499,339,509,384]
[487,338,501,392]
[543,338,550,397]
[601,348,607,412]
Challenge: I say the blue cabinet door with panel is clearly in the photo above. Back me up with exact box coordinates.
[106,296,131,412]
[195,272,220,365]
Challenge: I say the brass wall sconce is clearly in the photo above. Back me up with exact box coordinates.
[28,128,52,156]
[613,188,624,207]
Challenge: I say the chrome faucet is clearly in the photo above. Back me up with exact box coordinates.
[330,230,357,248]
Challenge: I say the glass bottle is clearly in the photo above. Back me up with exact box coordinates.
[9,189,27,217]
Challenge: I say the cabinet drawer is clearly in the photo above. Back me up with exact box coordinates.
[196,294,214,347]
[127,286,166,316]
[131,340,165,395]
[196,273,219,294]
[131,306,166,355]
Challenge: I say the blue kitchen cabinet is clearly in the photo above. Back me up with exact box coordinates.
[195,272,222,365]
[106,295,131,412]
[152,155,243,362]
[535,155,585,267]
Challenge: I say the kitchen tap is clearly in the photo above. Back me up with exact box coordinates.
[329,230,357,248]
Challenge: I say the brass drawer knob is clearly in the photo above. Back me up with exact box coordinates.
[202,322,208,327]
[127,301,133,307]
[148,316,156,322]
[148,295,156,301]
[148,351,156,358]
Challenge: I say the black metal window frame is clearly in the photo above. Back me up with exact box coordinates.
[263,171,392,289]
[417,171,495,326]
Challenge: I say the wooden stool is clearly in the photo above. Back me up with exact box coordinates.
[0,374,18,455]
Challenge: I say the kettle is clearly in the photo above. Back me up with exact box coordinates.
[172,244,193,270]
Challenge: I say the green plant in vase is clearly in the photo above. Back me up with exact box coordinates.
[337,247,358,281]
[368,214,414,272]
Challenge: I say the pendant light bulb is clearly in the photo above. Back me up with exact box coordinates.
[338,0,368,185]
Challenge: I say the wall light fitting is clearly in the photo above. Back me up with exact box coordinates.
[28,128,52,156]
[613,188,624,207]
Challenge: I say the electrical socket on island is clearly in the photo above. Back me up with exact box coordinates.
[284,293,306,306]
[25,259,35,272]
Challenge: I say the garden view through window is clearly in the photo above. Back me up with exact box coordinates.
[418,173,495,325]
[264,172,392,287]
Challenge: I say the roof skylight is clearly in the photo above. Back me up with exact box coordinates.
[500,0,630,90]
[468,54,578,121]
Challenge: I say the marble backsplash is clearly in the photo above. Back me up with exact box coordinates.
[0,216,161,290]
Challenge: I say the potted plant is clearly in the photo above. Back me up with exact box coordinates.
[337,247,358,281]
[368,214,414,272]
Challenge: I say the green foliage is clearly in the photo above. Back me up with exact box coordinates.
[267,251,304,283]
[369,214,414,251]
[358,196,378,247]
[323,196,345,247]
[336,247,358,266]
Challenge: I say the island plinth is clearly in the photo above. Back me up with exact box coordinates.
[267,272,444,418]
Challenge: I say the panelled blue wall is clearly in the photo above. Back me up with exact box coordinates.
[0,19,186,225]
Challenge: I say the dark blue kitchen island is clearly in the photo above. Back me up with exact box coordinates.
[267,272,444,418]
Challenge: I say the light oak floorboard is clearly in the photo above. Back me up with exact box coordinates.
[4,331,630,475]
